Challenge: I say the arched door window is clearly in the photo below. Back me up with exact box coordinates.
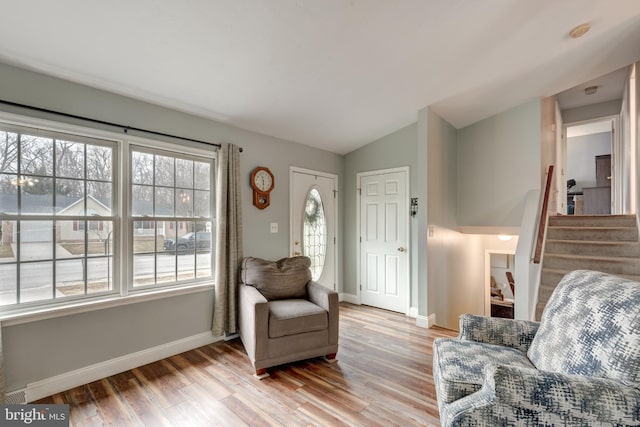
[303,187,326,280]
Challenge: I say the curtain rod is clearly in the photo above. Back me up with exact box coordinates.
[0,99,243,152]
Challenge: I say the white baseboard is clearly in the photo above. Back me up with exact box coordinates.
[23,331,222,402]
[339,293,359,304]
[416,313,436,329]
[408,307,418,318]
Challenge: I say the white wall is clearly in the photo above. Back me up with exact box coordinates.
[424,107,522,330]
[0,61,344,392]
[562,99,622,124]
[457,100,541,227]
[566,132,611,192]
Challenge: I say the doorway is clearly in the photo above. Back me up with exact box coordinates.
[485,251,515,319]
[290,167,338,291]
[564,118,618,215]
[357,167,409,314]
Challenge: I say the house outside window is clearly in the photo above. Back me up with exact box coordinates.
[0,119,216,311]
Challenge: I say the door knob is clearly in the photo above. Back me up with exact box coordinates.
[294,251,301,256]
[397,247,406,252]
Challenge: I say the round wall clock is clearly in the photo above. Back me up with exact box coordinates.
[250,166,274,209]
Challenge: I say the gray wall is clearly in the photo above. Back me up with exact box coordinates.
[566,132,611,192]
[343,123,419,309]
[0,62,344,391]
[457,100,541,227]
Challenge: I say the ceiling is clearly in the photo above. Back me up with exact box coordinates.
[1,1,640,155]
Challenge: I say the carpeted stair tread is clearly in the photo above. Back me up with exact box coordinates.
[548,214,637,227]
[544,239,640,257]
[540,267,640,283]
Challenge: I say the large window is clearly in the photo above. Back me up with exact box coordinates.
[130,147,214,288]
[0,120,216,311]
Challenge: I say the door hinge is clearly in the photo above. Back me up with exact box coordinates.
[334,236,336,244]
[359,284,362,290]
[359,236,362,243]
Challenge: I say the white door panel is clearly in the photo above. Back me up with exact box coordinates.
[359,169,408,313]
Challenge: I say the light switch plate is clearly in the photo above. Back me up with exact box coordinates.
[270,223,278,233]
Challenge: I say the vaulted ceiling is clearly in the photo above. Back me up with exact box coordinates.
[1,1,640,154]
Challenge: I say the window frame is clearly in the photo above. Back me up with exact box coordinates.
[127,144,215,292]
[0,112,217,318]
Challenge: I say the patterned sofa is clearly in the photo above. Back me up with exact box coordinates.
[433,270,640,426]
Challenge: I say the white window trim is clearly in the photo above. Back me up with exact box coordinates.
[0,111,218,322]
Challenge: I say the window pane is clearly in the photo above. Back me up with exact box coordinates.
[0,174,17,214]
[155,187,174,216]
[0,131,18,173]
[0,220,16,306]
[20,220,53,260]
[155,154,174,187]
[56,178,84,214]
[20,135,53,176]
[56,220,85,258]
[193,190,210,217]
[176,158,193,188]
[56,258,85,297]
[303,188,327,281]
[133,254,156,287]
[87,181,112,213]
[88,221,113,257]
[194,161,210,190]
[133,220,156,252]
[157,252,177,284]
[132,151,153,185]
[86,145,112,181]
[0,263,16,306]
[132,185,153,216]
[20,260,53,303]
[176,190,193,217]
[177,248,195,282]
[56,140,84,179]
[21,177,53,214]
[87,257,112,293]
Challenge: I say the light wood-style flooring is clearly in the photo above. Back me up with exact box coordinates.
[37,303,457,426]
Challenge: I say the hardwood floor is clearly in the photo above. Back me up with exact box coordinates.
[36,303,457,426]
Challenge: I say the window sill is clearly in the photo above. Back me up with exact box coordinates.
[0,282,215,327]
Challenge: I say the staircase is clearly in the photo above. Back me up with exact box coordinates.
[536,214,640,320]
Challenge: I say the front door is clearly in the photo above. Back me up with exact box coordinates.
[290,168,337,290]
[359,168,409,313]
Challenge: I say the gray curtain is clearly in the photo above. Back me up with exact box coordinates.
[212,143,243,336]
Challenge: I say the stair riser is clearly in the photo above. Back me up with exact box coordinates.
[549,216,637,228]
[543,256,640,275]
[538,286,556,302]
[545,241,640,257]
[547,227,638,241]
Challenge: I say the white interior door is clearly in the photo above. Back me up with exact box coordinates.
[290,168,337,290]
[359,169,408,313]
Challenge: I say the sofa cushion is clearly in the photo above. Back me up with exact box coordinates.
[241,256,311,300]
[269,299,328,338]
[528,270,640,385]
[433,338,535,405]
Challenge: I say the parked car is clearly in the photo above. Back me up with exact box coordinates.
[163,231,211,251]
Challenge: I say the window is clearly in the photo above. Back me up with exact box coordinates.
[0,120,216,311]
[130,147,214,288]
[0,125,116,306]
[303,187,327,281]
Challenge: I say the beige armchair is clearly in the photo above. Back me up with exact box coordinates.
[238,256,339,378]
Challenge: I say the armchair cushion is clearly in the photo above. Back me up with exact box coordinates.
[269,299,328,338]
[528,270,640,384]
[433,338,535,406]
[241,256,311,300]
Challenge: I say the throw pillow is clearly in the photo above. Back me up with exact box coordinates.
[241,256,312,300]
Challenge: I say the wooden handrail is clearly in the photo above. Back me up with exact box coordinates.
[533,165,554,264]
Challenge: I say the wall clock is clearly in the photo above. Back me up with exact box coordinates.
[250,166,274,209]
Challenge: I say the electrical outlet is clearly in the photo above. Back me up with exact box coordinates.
[270,223,278,233]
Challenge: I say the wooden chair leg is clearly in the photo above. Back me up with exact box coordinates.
[254,368,269,379]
